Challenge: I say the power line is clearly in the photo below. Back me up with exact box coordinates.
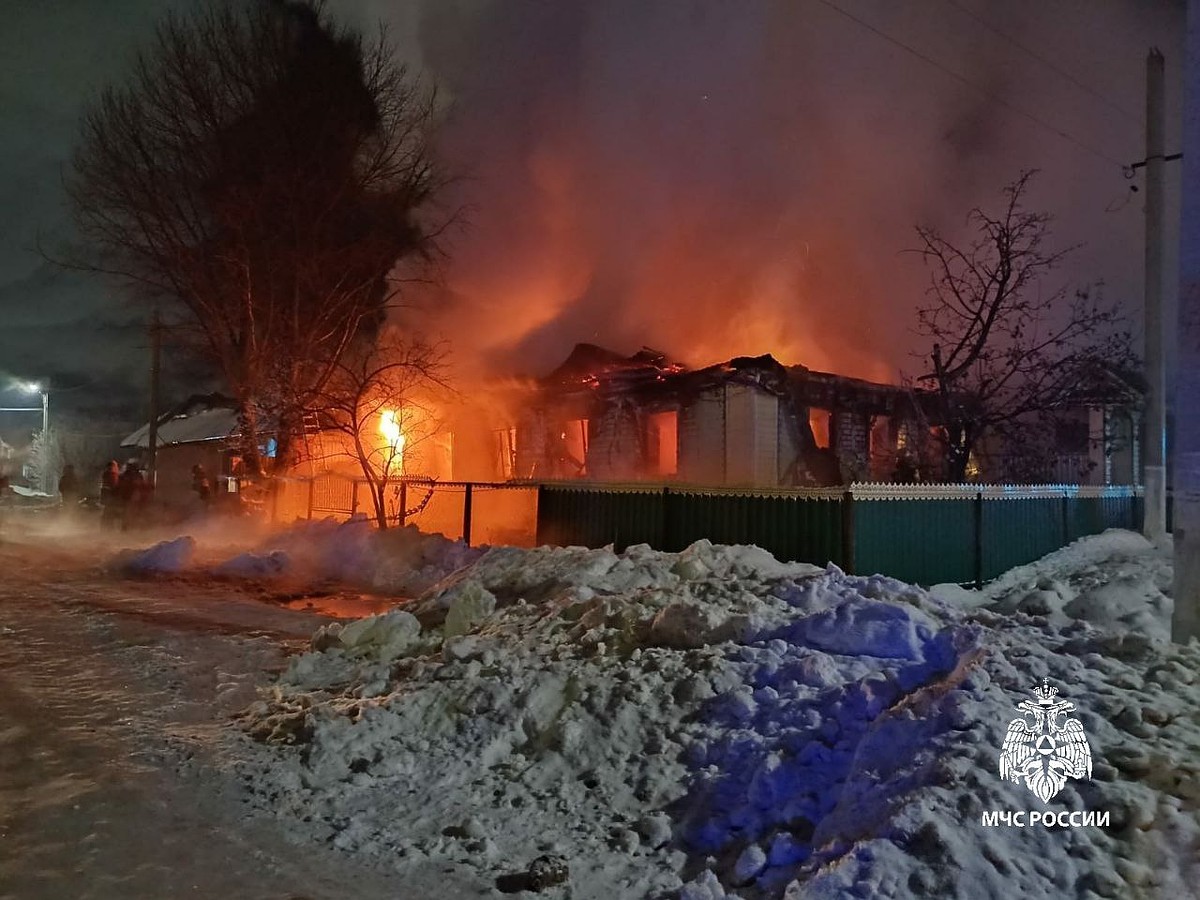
[810,0,1127,170]
[941,0,1142,126]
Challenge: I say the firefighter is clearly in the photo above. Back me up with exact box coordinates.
[191,464,212,503]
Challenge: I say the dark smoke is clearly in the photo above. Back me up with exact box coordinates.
[352,0,1183,382]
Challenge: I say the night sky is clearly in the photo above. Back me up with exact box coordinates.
[0,0,1185,440]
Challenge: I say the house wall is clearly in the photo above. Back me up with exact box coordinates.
[300,431,359,475]
[1091,406,1139,486]
[586,402,642,480]
[679,388,726,483]
[514,410,548,479]
[868,416,897,481]
[677,385,782,486]
[1111,411,1139,485]
[833,410,871,481]
[645,410,678,477]
[724,384,779,485]
[1088,407,1108,486]
[153,443,225,507]
[778,409,802,484]
[450,417,503,482]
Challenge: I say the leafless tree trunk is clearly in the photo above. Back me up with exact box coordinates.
[313,330,448,528]
[66,0,448,476]
[911,171,1137,482]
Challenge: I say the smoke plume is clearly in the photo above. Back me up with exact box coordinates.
[357,0,1183,383]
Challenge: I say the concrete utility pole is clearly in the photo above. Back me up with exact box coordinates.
[1144,48,1168,542]
[1175,8,1200,642]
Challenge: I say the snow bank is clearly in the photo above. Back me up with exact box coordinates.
[234,533,1200,899]
[932,530,1175,641]
[116,516,482,597]
[213,516,483,595]
[111,536,197,576]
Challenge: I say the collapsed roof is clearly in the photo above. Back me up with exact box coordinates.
[538,343,935,420]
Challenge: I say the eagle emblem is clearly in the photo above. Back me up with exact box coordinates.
[998,678,1092,804]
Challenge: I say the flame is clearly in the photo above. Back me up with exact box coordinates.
[379,409,406,465]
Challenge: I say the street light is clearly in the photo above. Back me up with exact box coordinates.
[20,382,48,434]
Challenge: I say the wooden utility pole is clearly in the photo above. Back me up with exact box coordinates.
[147,307,162,486]
[1176,10,1200,642]
[1144,48,1168,542]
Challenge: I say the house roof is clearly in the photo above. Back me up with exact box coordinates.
[543,343,683,387]
[1060,358,1146,407]
[121,394,241,449]
[538,343,938,420]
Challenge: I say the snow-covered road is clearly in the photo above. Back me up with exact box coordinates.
[0,534,474,899]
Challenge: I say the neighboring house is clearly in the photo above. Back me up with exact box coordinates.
[121,393,452,506]
[1075,360,1145,486]
[969,360,1145,486]
[121,394,246,505]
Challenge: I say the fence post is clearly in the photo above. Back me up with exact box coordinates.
[399,479,408,528]
[306,478,315,520]
[1061,490,1070,545]
[840,488,856,574]
[662,485,672,551]
[535,485,545,546]
[462,482,474,547]
[973,490,984,589]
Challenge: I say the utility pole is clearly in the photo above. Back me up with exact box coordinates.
[147,307,162,487]
[1144,48,1168,543]
[1176,6,1200,642]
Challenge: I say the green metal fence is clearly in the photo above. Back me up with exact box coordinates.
[666,489,844,568]
[536,484,845,567]
[283,474,1140,587]
[535,482,1141,587]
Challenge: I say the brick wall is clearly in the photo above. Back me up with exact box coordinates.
[586,402,643,479]
[833,410,870,481]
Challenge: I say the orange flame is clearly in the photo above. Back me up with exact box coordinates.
[379,409,406,469]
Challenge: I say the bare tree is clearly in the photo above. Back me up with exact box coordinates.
[66,0,444,474]
[911,171,1137,481]
[313,330,448,528]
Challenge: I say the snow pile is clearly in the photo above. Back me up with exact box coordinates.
[111,536,197,576]
[216,516,482,595]
[233,534,1200,899]
[115,516,483,596]
[932,530,1174,642]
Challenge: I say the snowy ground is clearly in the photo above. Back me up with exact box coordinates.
[6,513,1199,899]
[192,522,1197,899]
[0,517,476,899]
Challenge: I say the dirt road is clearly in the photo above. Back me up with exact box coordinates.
[0,531,464,900]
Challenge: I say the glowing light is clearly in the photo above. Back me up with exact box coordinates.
[379,409,406,457]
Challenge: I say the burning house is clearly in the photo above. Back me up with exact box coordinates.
[470,343,942,487]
